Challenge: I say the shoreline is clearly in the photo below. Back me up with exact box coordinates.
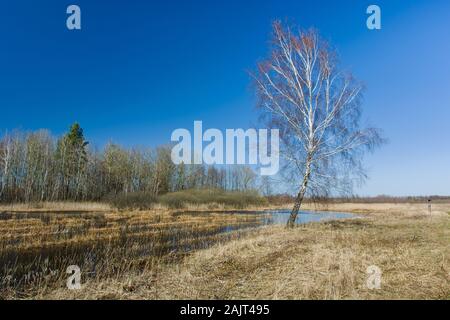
[1,201,447,217]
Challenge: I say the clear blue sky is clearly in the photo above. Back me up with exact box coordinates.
[1,0,449,196]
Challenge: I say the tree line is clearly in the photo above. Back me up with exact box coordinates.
[0,124,261,203]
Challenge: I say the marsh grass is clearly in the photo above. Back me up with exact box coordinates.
[2,202,449,300]
[0,210,265,299]
[0,202,111,212]
[40,204,450,300]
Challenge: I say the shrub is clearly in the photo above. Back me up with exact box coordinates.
[158,189,268,209]
[106,192,157,210]
[107,189,268,210]
[266,194,296,206]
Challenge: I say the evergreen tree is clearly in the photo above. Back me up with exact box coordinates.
[55,123,89,199]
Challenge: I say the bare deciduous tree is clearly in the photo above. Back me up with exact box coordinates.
[253,21,383,227]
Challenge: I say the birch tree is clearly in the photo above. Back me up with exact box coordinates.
[253,21,383,227]
[0,133,13,200]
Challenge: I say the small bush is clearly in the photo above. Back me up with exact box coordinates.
[158,190,199,209]
[158,189,268,209]
[107,189,268,211]
[106,192,157,210]
[266,194,296,206]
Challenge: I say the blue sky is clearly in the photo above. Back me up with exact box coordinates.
[1,0,449,196]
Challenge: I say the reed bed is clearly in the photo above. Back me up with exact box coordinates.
[0,209,264,298]
[42,208,449,300]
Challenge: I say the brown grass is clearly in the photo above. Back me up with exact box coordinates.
[0,208,269,299]
[301,202,450,217]
[0,202,111,212]
[0,201,278,214]
[35,203,449,300]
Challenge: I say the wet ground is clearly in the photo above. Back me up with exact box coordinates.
[0,209,356,294]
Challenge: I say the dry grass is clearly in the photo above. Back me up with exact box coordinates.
[0,202,111,212]
[0,201,278,214]
[301,202,450,217]
[0,209,267,299]
[37,203,450,300]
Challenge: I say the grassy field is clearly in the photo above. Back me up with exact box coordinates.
[1,202,449,299]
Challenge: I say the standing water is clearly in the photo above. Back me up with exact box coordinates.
[258,209,356,225]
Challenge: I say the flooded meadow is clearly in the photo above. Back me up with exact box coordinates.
[0,209,355,297]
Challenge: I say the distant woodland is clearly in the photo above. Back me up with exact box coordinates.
[0,124,263,203]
